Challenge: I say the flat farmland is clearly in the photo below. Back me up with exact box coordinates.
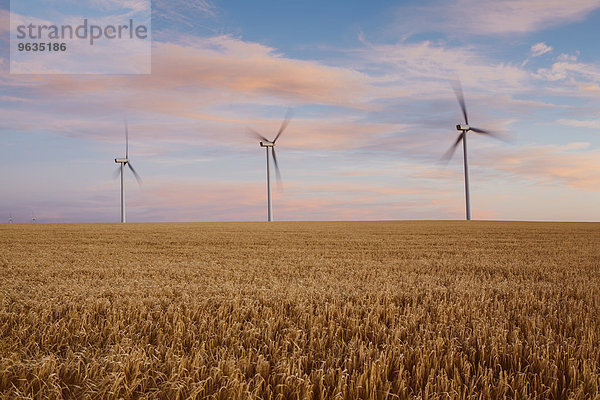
[0,221,599,399]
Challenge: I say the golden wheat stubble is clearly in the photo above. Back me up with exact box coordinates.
[0,221,598,399]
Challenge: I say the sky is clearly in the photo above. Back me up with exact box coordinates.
[1,0,599,223]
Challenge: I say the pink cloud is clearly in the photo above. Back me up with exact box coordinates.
[98,177,467,222]
[0,35,392,152]
[143,38,370,106]
[480,143,600,190]
[23,36,371,109]
[579,83,600,93]
[0,9,8,34]
[557,119,600,130]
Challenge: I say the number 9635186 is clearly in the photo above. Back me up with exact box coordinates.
[17,42,67,52]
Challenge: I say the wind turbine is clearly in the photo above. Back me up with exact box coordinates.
[8,213,12,223]
[114,120,142,223]
[444,81,500,221]
[250,110,292,222]
[31,212,36,223]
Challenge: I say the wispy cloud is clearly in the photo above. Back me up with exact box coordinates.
[531,42,552,57]
[397,0,600,36]
[457,0,600,35]
[535,59,600,83]
[480,142,600,190]
[354,36,530,97]
[12,177,462,222]
[154,0,217,20]
[118,177,469,222]
[11,36,372,109]
[149,37,371,106]
[0,8,8,35]
[152,0,219,35]
[89,0,149,13]
[557,119,600,130]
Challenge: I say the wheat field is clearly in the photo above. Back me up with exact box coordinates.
[0,221,599,399]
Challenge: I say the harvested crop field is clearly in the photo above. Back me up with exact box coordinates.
[1,221,599,399]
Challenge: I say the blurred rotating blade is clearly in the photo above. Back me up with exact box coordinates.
[441,132,465,163]
[127,163,142,185]
[271,147,282,184]
[113,166,122,179]
[470,126,507,141]
[273,108,293,143]
[452,80,468,125]
[124,119,129,159]
[248,128,268,142]
[470,127,492,135]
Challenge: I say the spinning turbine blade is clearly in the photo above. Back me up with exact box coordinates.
[273,108,292,143]
[124,119,129,159]
[471,127,508,142]
[271,147,282,183]
[452,80,469,125]
[113,167,122,179]
[249,128,268,142]
[442,132,465,163]
[128,163,142,185]
[470,127,491,134]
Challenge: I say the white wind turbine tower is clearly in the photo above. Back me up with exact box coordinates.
[443,81,503,220]
[250,110,292,222]
[114,120,142,223]
[8,213,13,223]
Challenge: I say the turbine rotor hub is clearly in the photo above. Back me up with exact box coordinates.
[260,141,274,147]
[456,124,470,132]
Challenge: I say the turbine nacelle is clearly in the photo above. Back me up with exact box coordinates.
[115,158,129,163]
[260,141,275,147]
[456,124,470,131]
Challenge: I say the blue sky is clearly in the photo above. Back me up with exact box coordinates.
[1,0,599,222]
